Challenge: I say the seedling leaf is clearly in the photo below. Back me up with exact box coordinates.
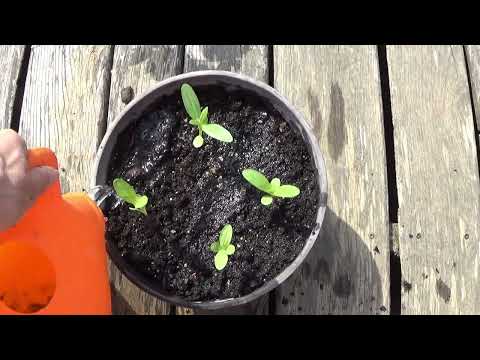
[199,107,208,125]
[273,185,301,198]
[210,224,235,270]
[219,224,233,247]
[261,195,273,206]
[113,178,136,202]
[181,84,201,120]
[242,169,272,193]
[215,250,228,270]
[193,135,204,148]
[270,178,281,192]
[202,124,233,143]
[133,195,148,209]
[210,241,220,253]
[113,178,149,216]
[226,244,235,256]
[242,169,300,205]
[189,119,199,126]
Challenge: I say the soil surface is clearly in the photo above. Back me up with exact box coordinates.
[106,85,319,301]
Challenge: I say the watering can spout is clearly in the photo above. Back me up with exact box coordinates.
[0,148,112,315]
[87,185,122,212]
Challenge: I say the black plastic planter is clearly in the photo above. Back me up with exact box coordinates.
[92,71,328,311]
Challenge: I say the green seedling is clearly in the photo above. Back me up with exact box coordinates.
[181,83,233,148]
[112,178,148,216]
[210,224,235,270]
[242,169,300,206]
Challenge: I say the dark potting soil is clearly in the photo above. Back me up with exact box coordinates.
[105,85,319,301]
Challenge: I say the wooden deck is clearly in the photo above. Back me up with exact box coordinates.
[1,45,479,315]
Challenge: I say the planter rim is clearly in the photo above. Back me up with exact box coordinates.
[92,70,328,310]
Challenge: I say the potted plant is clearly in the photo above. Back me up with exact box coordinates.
[92,71,327,311]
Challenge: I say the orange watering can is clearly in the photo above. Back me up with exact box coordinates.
[0,148,111,315]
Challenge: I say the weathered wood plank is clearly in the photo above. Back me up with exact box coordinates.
[19,45,112,194]
[107,45,183,315]
[177,45,269,315]
[184,45,268,81]
[0,46,26,129]
[193,296,269,315]
[107,45,183,124]
[465,46,480,127]
[274,46,390,314]
[387,45,480,314]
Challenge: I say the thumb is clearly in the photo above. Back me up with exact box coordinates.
[23,166,59,201]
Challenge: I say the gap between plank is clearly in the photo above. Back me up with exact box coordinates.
[10,45,31,132]
[462,46,480,183]
[179,45,186,74]
[97,46,115,148]
[377,45,401,315]
[268,45,274,88]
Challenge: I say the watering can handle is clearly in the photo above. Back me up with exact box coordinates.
[27,148,59,170]
[26,148,61,198]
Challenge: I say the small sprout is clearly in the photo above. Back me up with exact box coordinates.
[193,135,204,148]
[210,224,235,270]
[261,195,273,206]
[113,178,148,216]
[242,169,300,206]
[181,83,233,147]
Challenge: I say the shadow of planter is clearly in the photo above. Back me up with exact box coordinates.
[276,206,386,315]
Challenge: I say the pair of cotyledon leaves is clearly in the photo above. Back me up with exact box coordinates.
[181,83,233,148]
[242,169,300,205]
[209,224,235,270]
[112,178,148,215]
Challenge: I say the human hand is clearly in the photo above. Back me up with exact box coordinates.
[0,129,59,231]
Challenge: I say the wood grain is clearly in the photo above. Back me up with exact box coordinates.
[464,46,480,127]
[387,45,480,314]
[192,296,270,315]
[184,45,268,81]
[107,45,183,315]
[19,45,112,194]
[274,46,390,314]
[0,46,26,129]
[178,45,269,315]
[107,45,183,124]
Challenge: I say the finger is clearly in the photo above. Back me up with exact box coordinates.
[0,129,28,169]
[0,129,27,152]
[23,166,59,202]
